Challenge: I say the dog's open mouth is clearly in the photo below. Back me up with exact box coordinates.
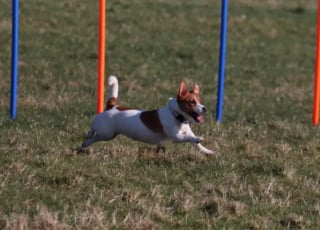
[189,111,204,123]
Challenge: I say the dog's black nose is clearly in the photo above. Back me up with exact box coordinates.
[202,107,208,113]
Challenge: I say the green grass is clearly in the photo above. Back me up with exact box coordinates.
[1,0,320,229]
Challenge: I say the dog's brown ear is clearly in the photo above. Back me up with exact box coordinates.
[191,84,200,95]
[178,81,188,98]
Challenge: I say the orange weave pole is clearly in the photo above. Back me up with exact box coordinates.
[97,0,106,113]
[313,0,320,125]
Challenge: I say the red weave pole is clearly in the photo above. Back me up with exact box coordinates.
[97,0,106,113]
[313,0,320,125]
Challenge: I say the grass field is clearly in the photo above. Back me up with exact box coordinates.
[1,0,320,229]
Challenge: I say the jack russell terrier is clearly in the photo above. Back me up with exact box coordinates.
[80,76,214,155]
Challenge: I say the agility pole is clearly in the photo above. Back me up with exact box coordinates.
[97,0,106,113]
[10,0,20,120]
[216,0,229,123]
[313,0,320,125]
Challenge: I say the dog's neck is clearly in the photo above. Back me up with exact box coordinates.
[168,98,191,123]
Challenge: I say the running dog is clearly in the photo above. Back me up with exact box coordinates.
[81,76,214,155]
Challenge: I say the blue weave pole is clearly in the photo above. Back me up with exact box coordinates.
[216,0,229,123]
[10,0,19,120]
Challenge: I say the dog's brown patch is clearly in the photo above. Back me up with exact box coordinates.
[116,106,138,111]
[177,93,200,114]
[106,97,117,110]
[178,81,201,115]
[140,110,164,134]
[106,97,137,111]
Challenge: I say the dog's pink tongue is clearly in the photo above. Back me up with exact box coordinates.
[197,115,204,123]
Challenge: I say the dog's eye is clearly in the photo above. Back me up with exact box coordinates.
[189,100,196,106]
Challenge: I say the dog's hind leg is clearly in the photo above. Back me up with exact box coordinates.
[81,133,101,148]
[77,131,106,154]
[86,128,95,139]
[80,127,96,148]
[76,128,95,154]
[81,128,117,149]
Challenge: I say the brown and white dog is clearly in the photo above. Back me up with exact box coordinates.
[81,76,214,154]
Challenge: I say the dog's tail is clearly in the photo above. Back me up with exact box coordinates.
[106,75,119,110]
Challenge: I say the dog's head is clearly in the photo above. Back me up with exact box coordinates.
[177,81,207,123]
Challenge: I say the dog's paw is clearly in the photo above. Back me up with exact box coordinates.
[195,136,204,143]
[203,149,214,155]
[75,147,92,155]
[196,143,215,155]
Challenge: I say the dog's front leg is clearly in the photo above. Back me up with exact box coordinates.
[195,143,214,155]
[171,124,214,155]
[169,130,203,143]
[167,124,203,143]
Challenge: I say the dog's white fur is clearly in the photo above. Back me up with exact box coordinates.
[81,76,214,155]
